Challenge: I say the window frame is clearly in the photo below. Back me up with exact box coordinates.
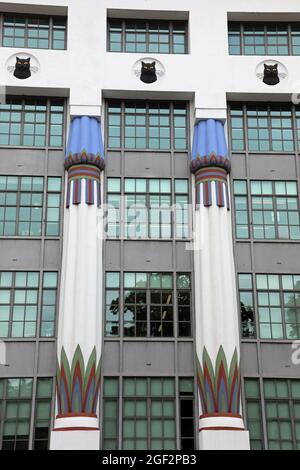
[228,22,299,56]
[104,272,193,339]
[106,100,189,151]
[1,13,67,50]
[107,18,188,54]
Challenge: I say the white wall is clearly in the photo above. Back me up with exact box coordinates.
[0,0,299,116]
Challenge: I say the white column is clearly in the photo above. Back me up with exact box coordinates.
[191,119,250,450]
[50,116,105,450]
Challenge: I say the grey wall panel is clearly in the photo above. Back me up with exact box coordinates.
[177,342,194,374]
[106,151,122,176]
[2,342,35,377]
[105,241,121,270]
[253,243,300,273]
[235,242,252,271]
[102,342,120,374]
[175,242,193,270]
[44,240,62,269]
[174,153,190,177]
[123,241,173,270]
[47,151,65,174]
[37,342,57,375]
[231,154,247,178]
[249,154,296,180]
[0,148,46,174]
[260,343,300,377]
[124,153,172,177]
[241,343,259,375]
[0,240,41,269]
[122,341,175,375]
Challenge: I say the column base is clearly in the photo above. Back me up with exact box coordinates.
[199,430,250,450]
[50,429,100,450]
[50,415,100,450]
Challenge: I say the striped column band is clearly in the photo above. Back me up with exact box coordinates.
[195,166,230,209]
[66,164,101,208]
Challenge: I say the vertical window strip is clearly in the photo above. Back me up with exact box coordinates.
[238,273,256,339]
[244,379,264,450]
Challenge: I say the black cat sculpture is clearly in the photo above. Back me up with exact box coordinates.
[263,63,280,86]
[140,61,157,84]
[14,57,31,80]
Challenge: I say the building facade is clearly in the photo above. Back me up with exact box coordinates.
[0,0,299,451]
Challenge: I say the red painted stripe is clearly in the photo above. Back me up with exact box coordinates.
[199,427,245,432]
[53,427,100,432]
[200,413,243,419]
[56,413,97,419]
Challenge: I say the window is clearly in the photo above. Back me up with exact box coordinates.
[102,378,119,450]
[106,178,189,239]
[33,379,53,450]
[0,176,62,237]
[0,377,53,450]
[2,14,67,50]
[179,379,195,450]
[244,379,264,450]
[238,273,300,340]
[108,19,187,54]
[238,274,256,339]
[0,271,58,338]
[103,377,193,451]
[107,101,188,150]
[105,272,192,338]
[228,22,300,56]
[229,104,298,153]
[264,379,300,450]
[0,98,64,147]
[233,180,300,240]
[245,378,300,450]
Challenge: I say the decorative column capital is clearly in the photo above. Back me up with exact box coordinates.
[64,116,105,208]
[190,119,231,209]
[190,119,231,174]
[64,116,105,171]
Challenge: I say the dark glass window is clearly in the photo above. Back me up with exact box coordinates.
[105,272,192,338]
[108,19,187,54]
[2,14,67,50]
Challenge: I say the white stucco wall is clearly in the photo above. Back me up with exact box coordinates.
[0,0,299,117]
